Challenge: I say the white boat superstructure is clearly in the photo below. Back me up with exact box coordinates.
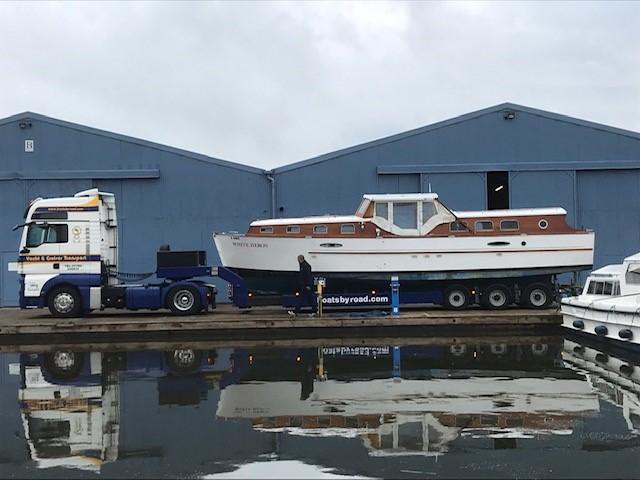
[213,192,594,305]
[215,193,593,275]
[561,252,640,345]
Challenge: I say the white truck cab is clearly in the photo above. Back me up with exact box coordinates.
[9,189,216,317]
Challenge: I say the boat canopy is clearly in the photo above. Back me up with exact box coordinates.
[357,193,455,236]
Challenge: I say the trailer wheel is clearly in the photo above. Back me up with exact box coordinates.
[44,351,84,380]
[165,349,202,374]
[443,285,471,309]
[522,283,552,309]
[481,284,512,309]
[168,286,201,315]
[48,286,81,317]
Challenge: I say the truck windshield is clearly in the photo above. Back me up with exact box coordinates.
[26,224,68,248]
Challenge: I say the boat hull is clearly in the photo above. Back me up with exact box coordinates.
[561,298,640,347]
[214,232,594,294]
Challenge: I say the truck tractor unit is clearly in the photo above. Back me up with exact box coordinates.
[9,189,216,317]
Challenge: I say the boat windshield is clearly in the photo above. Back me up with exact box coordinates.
[586,279,620,296]
[393,203,417,229]
[371,200,450,235]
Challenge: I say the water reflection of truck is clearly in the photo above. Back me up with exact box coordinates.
[18,347,232,471]
[217,341,599,457]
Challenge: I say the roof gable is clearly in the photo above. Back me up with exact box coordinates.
[273,102,640,173]
[0,111,264,174]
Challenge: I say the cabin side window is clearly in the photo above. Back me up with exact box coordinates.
[500,220,519,231]
[449,221,468,232]
[422,202,437,224]
[259,226,273,234]
[375,202,389,220]
[475,220,494,232]
[25,224,68,247]
[626,264,640,284]
[393,202,418,229]
[313,225,328,234]
[286,225,300,234]
[340,224,355,234]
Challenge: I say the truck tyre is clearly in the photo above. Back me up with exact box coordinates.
[168,285,201,315]
[165,349,202,374]
[481,284,512,309]
[443,285,471,309]
[522,283,552,309]
[48,286,82,318]
[44,351,84,380]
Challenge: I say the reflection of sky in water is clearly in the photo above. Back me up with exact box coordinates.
[0,335,640,478]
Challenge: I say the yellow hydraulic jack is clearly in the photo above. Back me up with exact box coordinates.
[315,277,326,318]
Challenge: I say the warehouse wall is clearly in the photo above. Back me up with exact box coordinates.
[0,115,270,306]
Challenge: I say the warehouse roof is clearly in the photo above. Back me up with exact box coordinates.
[3,103,640,176]
[272,102,640,173]
[0,111,265,175]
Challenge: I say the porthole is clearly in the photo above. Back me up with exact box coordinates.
[538,219,549,230]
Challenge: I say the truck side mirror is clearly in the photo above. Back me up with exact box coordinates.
[20,247,30,254]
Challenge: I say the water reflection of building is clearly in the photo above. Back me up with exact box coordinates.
[217,341,600,457]
[563,338,640,436]
[18,348,231,471]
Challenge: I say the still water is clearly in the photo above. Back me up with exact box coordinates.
[1,333,639,479]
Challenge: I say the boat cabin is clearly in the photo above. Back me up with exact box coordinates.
[581,253,640,298]
[248,193,579,238]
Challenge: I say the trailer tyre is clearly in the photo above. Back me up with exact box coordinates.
[44,351,85,380]
[443,285,471,309]
[522,283,552,309]
[48,286,81,318]
[481,284,512,309]
[168,286,201,315]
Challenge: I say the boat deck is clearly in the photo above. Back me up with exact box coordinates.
[0,304,560,344]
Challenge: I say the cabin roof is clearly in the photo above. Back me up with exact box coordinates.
[363,193,439,202]
[590,264,625,276]
[624,252,640,263]
[251,215,368,226]
[454,207,567,218]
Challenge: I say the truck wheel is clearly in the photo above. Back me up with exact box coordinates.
[165,349,202,374]
[481,284,512,309]
[44,351,84,380]
[443,285,470,309]
[168,286,201,315]
[48,286,81,317]
[522,283,552,309]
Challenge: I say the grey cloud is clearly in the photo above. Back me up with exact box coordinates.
[0,1,638,169]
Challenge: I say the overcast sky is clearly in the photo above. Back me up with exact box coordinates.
[0,1,638,169]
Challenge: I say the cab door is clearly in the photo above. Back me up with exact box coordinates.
[20,223,69,274]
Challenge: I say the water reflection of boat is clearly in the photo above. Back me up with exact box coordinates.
[563,336,640,436]
[217,340,599,457]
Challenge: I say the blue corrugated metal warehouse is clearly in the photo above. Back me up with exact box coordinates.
[2,102,640,306]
